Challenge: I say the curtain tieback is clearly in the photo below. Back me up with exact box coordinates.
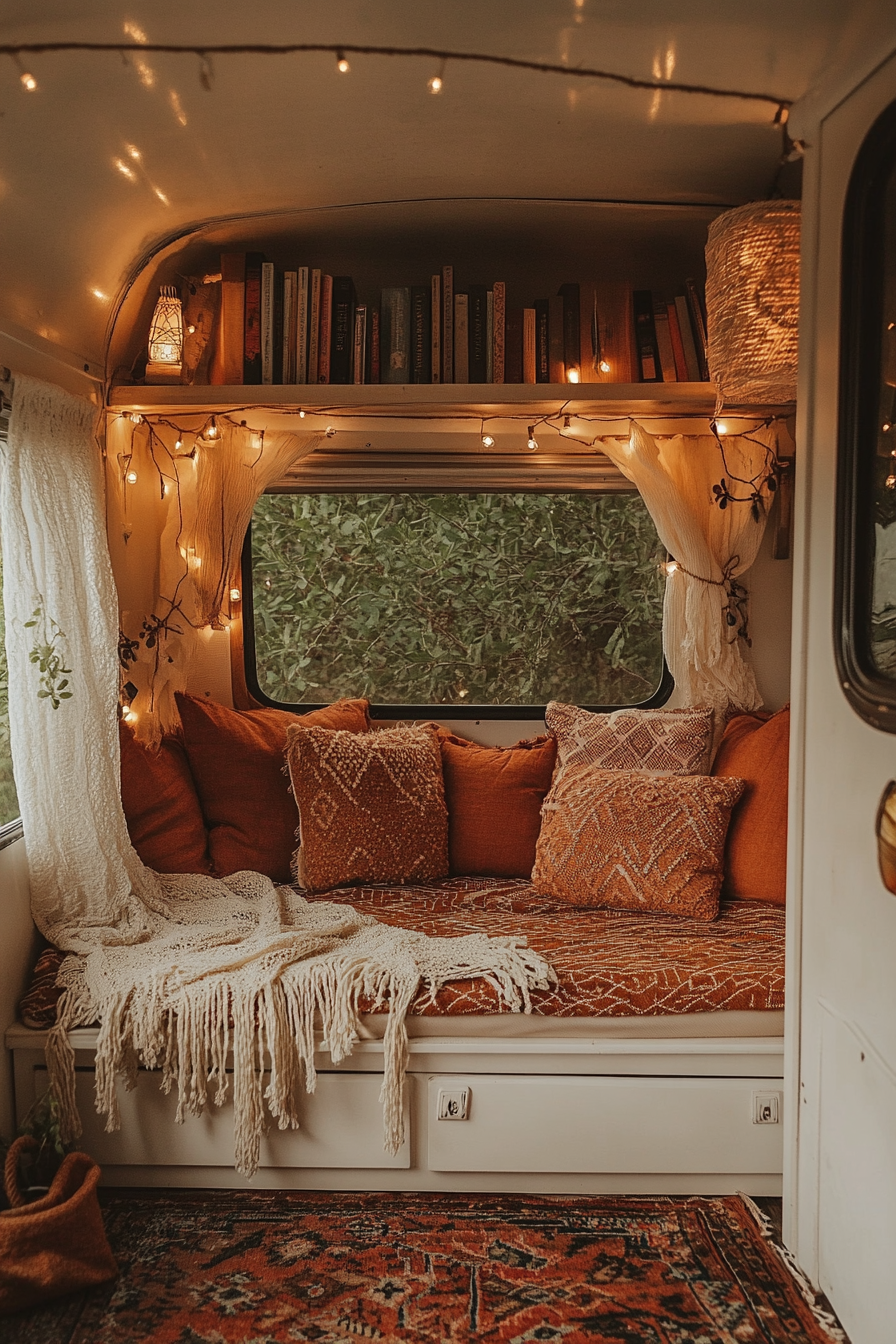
[668,556,750,646]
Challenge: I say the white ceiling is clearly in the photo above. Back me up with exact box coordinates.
[0,0,894,380]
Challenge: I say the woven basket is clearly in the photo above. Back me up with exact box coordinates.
[705,200,801,404]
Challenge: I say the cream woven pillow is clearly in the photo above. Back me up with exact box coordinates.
[285,724,448,893]
[546,702,715,777]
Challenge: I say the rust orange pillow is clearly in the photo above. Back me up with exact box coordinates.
[176,694,371,883]
[546,702,714,777]
[119,720,212,874]
[439,733,557,877]
[286,724,448,893]
[712,705,789,905]
[532,766,744,920]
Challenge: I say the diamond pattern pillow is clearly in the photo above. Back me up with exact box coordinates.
[532,767,745,920]
[286,724,448,893]
[546,702,714,777]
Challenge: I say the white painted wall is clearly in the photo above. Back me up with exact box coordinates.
[0,836,38,1140]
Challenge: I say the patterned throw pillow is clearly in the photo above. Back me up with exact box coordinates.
[286,724,449,893]
[546,702,714,777]
[532,767,745,920]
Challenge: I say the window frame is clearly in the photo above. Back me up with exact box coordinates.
[240,491,673,720]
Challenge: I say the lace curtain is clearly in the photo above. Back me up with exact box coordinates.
[601,421,785,712]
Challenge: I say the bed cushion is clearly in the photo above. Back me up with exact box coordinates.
[712,705,789,905]
[119,721,213,874]
[439,733,557,878]
[547,701,714,777]
[531,768,744,920]
[286,724,448,892]
[176,695,370,883]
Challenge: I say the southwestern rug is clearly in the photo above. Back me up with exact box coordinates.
[4,1191,847,1344]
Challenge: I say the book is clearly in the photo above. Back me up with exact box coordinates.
[674,294,701,381]
[260,261,275,385]
[220,252,245,384]
[369,307,381,383]
[411,285,432,383]
[548,295,564,383]
[653,299,677,382]
[352,305,367,384]
[522,307,536,384]
[578,281,600,382]
[535,299,550,383]
[486,290,494,384]
[685,278,709,379]
[330,276,356,384]
[317,274,333,383]
[382,286,410,383]
[295,266,309,385]
[595,280,635,383]
[558,283,581,381]
[468,285,488,382]
[243,251,264,384]
[633,290,661,382]
[453,292,469,383]
[441,265,454,383]
[666,300,689,381]
[431,274,441,383]
[307,269,322,384]
[282,271,297,384]
[492,281,506,383]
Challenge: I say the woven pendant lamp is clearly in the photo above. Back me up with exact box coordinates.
[705,200,801,405]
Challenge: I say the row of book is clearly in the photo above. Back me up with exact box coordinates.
[205,252,709,387]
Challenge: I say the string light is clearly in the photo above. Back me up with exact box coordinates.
[129,413,143,424]
[663,560,679,575]
[229,587,241,603]
[428,57,446,94]
[298,409,306,418]
[566,367,580,384]
[326,426,337,437]
[527,427,539,451]
[886,475,896,490]
[716,420,728,435]
[599,359,611,374]
[481,432,496,448]
[884,421,893,433]
[204,415,219,439]
[336,51,350,73]
[126,469,138,484]
[174,435,183,451]
[20,70,37,91]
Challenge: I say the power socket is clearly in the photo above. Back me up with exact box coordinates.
[436,1087,470,1121]
[752,1092,781,1125]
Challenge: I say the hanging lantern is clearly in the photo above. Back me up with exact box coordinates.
[146,284,184,383]
[705,200,801,405]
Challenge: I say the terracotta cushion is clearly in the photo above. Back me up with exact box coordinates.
[286,724,448,893]
[546,701,715,778]
[532,766,745,920]
[176,695,371,883]
[712,706,790,905]
[439,733,557,878]
[118,720,213,874]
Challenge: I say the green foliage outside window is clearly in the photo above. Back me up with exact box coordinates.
[0,542,19,825]
[250,491,665,709]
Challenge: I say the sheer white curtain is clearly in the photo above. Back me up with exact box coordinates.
[601,421,783,712]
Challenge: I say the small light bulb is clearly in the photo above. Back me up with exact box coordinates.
[889,322,895,331]
[664,560,679,575]
[249,432,263,451]
[126,469,138,484]
[716,421,728,436]
[481,433,495,448]
[122,707,137,723]
[326,426,337,438]
[20,71,37,92]
[299,409,306,418]
[566,366,580,384]
[336,53,350,73]
[884,421,892,433]
[205,416,218,440]
[428,75,443,94]
[527,427,539,451]
[887,475,896,490]
[599,359,611,374]
[130,413,143,425]
[187,324,196,335]
[229,587,241,603]
[174,436,183,451]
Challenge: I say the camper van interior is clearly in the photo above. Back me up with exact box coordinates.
[1,2,896,1340]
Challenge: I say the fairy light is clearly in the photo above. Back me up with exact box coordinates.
[129,413,143,424]
[20,70,37,91]
[716,420,728,436]
[336,51,350,73]
[663,560,679,575]
[204,415,219,440]
[326,426,337,437]
[428,74,443,93]
[599,359,611,374]
[887,475,896,490]
[527,427,539,451]
[566,366,580,384]
[298,409,306,418]
[126,469,138,484]
[229,587,241,603]
[481,432,496,448]
[174,435,183,451]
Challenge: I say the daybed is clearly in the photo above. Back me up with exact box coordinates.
[9,696,790,1195]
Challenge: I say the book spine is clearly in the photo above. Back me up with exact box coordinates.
[492,281,505,383]
[317,274,333,383]
[674,294,701,381]
[382,287,410,384]
[666,300,689,381]
[653,299,677,382]
[431,274,441,383]
[411,285,431,383]
[243,251,264,384]
[453,293,469,383]
[535,299,550,383]
[369,307,381,383]
[558,283,581,381]
[578,281,599,382]
[295,266,309,385]
[522,308,536,384]
[220,252,245,385]
[307,269,322,384]
[441,265,454,383]
[282,271,296,384]
[330,276,356,385]
[353,305,367,385]
[548,295,564,383]
[596,280,635,383]
[486,290,494,384]
[261,262,275,385]
[685,278,709,379]
[633,289,661,383]
[468,285,488,382]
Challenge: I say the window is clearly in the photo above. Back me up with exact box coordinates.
[244,490,669,716]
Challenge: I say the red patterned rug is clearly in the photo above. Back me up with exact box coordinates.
[4,1191,846,1343]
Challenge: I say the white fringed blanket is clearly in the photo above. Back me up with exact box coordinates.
[48,872,556,1176]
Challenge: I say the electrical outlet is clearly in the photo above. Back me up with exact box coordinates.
[752,1092,780,1125]
[437,1087,470,1121]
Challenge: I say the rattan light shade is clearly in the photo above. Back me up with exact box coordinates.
[705,200,801,405]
